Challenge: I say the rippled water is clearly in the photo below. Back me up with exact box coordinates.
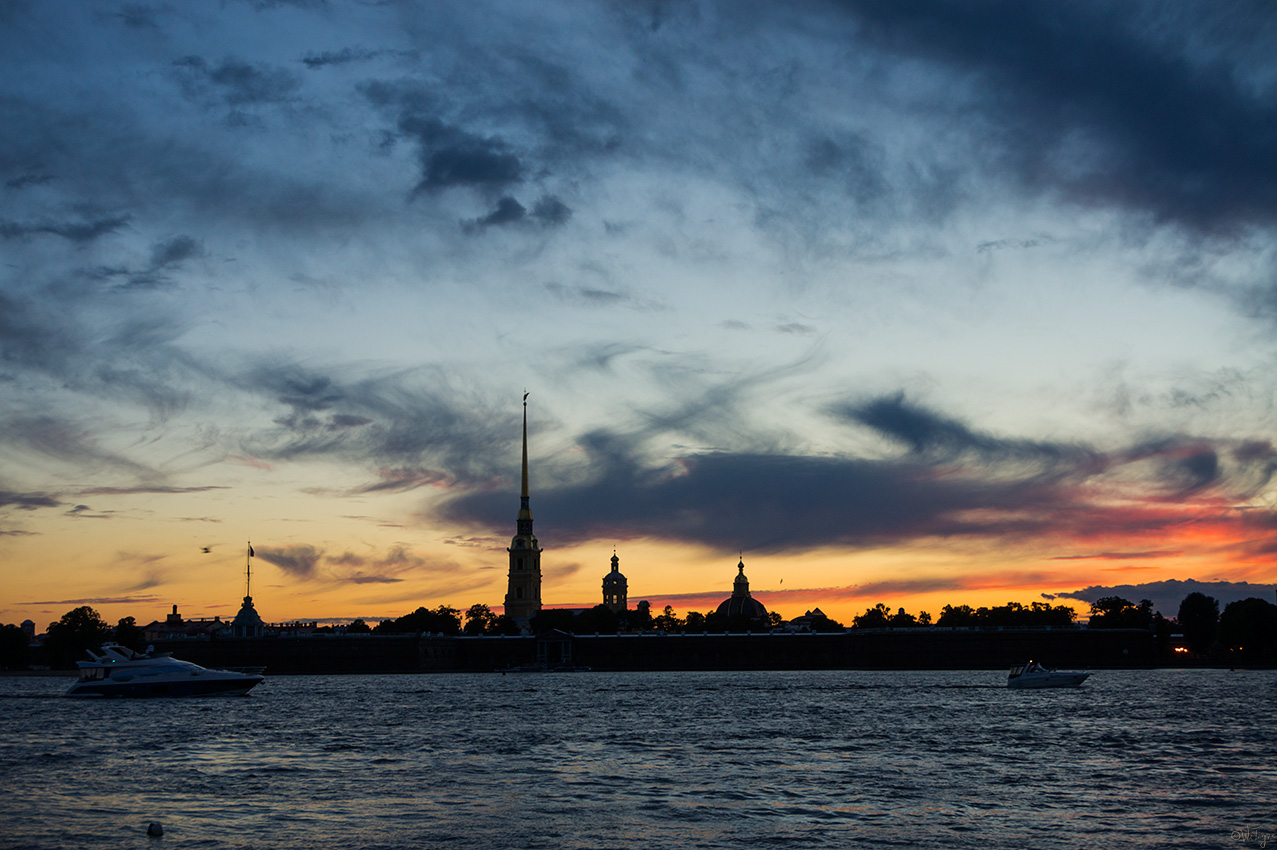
[1,669,1274,849]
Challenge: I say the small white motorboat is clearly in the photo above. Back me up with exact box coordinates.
[1007,660,1090,689]
[65,643,264,698]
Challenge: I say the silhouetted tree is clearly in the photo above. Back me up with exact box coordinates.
[852,603,891,629]
[464,604,497,636]
[44,606,110,667]
[489,614,523,636]
[889,607,917,628]
[0,624,30,670]
[1088,597,1154,629]
[683,611,707,633]
[1218,597,1277,661]
[373,605,462,635]
[345,618,371,634]
[917,611,932,626]
[574,605,619,635]
[528,608,577,634]
[1177,592,1219,654]
[653,605,683,632]
[113,616,142,651]
[629,600,654,632]
[936,604,978,627]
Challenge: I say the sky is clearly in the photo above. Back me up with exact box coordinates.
[3,0,1277,630]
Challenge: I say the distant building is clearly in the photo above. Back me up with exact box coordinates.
[20,620,34,641]
[269,620,317,636]
[784,608,838,632]
[142,605,226,640]
[504,396,542,622]
[715,558,769,623]
[602,552,628,612]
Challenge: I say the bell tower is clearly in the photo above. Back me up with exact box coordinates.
[602,551,628,612]
[504,394,542,621]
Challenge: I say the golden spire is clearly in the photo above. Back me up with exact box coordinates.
[518,392,532,521]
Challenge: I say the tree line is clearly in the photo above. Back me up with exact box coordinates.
[3,590,1275,669]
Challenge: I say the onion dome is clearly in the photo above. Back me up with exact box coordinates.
[714,558,768,621]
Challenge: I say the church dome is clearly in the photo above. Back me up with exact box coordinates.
[232,595,265,637]
[603,552,627,585]
[714,558,768,621]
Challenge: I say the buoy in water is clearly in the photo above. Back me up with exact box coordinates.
[147,822,163,837]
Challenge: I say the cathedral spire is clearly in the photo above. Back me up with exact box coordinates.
[505,392,542,622]
[519,391,530,518]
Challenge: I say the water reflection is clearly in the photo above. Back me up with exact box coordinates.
[0,669,1274,849]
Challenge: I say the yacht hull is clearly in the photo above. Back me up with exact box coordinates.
[1006,672,1090,689]
[66,675,263,698]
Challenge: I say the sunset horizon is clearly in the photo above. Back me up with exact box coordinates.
[3,1,1275,634]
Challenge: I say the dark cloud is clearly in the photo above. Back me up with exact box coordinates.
[329,414,373,429]
[0,290,201,422]
[1051,550,1183,561]
[362,87,532,196]
[439,393,1277,557]
[1119,436,1273,497]
[174,56,301,106]
[353,467,452,495]
[66,504,113,519]
[470,196,526,230]
[78,486,226,496]
[803,134,887,206]
[4,173,56,189]
[544,284,662,312]
[1174,449,1220,493]
[423,147,522,191]
[238,358,516,483]
[0,416,158,480]
[302,47,382,69]
[460,193,571,231]
[0,490,61,510]
[531,195,572,226]
[840,393,1100,475]
[441,433,1070,553]
[837,0,1277,232]
[0,215,130,242]
[300,47,417,69]
[115,4,162,29]
[976,237,1048,254]
[24,595,162,607]
[257,544,324,578]
[149,234,204,269]
[1055,578,1277,617]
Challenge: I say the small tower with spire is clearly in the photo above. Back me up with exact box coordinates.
[504,394,543,622]
[232,541,266,638]
[602,550,628,612]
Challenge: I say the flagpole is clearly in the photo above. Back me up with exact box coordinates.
[246,541,253,599]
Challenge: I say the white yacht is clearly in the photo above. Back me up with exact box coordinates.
[65,644,264,698]
[1007,660,1090,689]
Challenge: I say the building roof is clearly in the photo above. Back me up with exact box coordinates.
[714,558,768,621]
[603,552,627,586]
